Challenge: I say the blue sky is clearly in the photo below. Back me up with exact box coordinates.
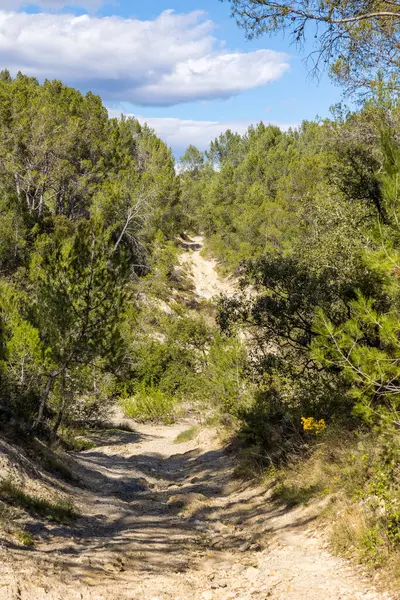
[0,0,342,155]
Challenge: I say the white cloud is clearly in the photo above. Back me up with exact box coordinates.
[107,111,298,153]
[133,50,289,106]
[0,0,101,8]
[0,10,290,106]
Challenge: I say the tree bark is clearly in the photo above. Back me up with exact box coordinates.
[32,368,62,430]
[52,370,66,438]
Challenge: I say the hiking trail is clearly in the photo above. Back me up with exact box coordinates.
[0,237,394,600]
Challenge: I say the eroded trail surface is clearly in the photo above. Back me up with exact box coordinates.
[179,235,236,299]
[0,421,393,600]
[0,238,394,600]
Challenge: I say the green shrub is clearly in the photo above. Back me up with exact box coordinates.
[174,427,199,443]
[120,384,179,424]
[15,528,35,547]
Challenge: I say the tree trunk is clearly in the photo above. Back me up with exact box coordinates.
[32,368,62,430]
[114,209,133,253]
[52,370,66,438]
[14,173,20,200]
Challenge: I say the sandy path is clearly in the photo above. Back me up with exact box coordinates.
[0,420,393,600]
[179,235,236,299]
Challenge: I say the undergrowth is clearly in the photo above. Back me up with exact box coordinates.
[120,384,181,424]
[174,426,199,443]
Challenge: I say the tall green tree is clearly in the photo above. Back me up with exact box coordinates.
[29,218,129,429]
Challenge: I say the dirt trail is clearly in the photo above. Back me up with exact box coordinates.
[179,235,236,299]
[0,421,393,600]
[0,239,394,600]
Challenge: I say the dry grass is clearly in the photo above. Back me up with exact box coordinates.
[253,428,400,594]
[263,432,354,505]
[0,500,32,546]
[0,478,79,523]
[330,503,371,554]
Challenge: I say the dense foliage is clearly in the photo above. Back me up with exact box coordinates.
[180,100,400,435]
[0,71,181,436]
[0,72,247,440]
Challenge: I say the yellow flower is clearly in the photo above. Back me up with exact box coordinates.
[301,416,326,435]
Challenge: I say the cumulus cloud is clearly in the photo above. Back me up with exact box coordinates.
[107,111,298,154]
[0,10,290,106]
[133,50,289,106]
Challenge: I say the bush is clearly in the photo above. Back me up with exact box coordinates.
[237,388,305,465]
[120,384,179,424]
[121,298,251,423]
[174,427,199,443]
